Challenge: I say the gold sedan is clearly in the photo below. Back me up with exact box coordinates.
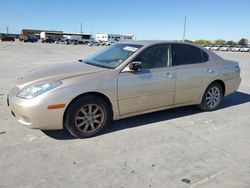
[8,41,241,138]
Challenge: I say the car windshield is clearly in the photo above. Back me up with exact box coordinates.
[83,43,143,69]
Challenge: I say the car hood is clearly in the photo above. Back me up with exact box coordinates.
[16,61,108,88]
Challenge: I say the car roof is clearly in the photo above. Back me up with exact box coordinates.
[119,40,221,60]
[122,40,197,46]
[122,39,220,52]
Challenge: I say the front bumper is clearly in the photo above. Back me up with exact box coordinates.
[8,87,65,130]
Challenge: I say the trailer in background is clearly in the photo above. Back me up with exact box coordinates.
[95,33,133,43]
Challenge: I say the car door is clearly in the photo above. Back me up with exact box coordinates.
[171,44,215,104]
[118,44,176,116]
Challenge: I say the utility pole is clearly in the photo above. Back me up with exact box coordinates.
[6,26,9,34]
[80,23,83,34]
[183,16,186,41]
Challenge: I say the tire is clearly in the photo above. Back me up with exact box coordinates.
[198,83,223,111]
[64,95,111,138]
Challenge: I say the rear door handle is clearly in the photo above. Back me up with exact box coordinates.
[206,68,215,73]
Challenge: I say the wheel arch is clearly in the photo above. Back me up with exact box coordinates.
[204,79,226,97]
[63,92,114,128]
[198,79,225,111]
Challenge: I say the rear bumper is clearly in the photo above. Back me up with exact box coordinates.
[240,49,249,52]
[224,77,241,96]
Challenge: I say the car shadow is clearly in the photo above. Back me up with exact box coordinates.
[42,91,250,140]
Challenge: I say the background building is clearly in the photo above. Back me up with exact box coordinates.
[21,29,63,40]
[96,33,133,42]
[40,32,91,40]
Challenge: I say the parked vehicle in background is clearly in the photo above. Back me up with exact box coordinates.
[231,46,242,52]
[24,37,38,43]
[203,45,212,50]
[67,39,78,45]
[240,46,250,52]
[60,39,70,45]
[0,36,15,42]
[105,41,116,46]
[220,46,227,51]
[54,39,61,44]
[211,45,223,51]
[101,41,106,46]
[94,42,101,46]
[88,41,100,46]
[77,39,85,45]
[228,46,234,51]
[42,38,55,43]
[220,46,233,51]
[218,45,224,51]
[210,46,217,51]
[8,41,241,138]
[73,39,89,45]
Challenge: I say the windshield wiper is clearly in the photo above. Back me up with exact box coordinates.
[83,60,114,69]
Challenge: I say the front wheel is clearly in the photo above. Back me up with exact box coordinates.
[198,83,223,111]
[64,95,111,138]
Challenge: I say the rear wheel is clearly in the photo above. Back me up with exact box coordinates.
[64,95,111,138]
[198,83,223,111]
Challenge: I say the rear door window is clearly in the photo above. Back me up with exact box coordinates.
[201,50,209,62]
[171,44,203,66]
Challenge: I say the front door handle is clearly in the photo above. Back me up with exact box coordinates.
[164,72,176,78]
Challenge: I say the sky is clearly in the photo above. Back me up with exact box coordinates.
[0,0,250,41]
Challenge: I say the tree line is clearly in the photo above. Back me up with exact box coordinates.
[184,38,249,46]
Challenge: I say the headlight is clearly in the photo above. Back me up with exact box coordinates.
[17,81,62,99]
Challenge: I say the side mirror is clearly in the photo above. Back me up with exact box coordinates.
[129,61,142,72]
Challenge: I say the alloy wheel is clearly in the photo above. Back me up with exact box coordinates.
[206,87,221,108]
[75,104,105,134]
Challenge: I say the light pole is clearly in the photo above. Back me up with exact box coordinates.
[183,16,186,41]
